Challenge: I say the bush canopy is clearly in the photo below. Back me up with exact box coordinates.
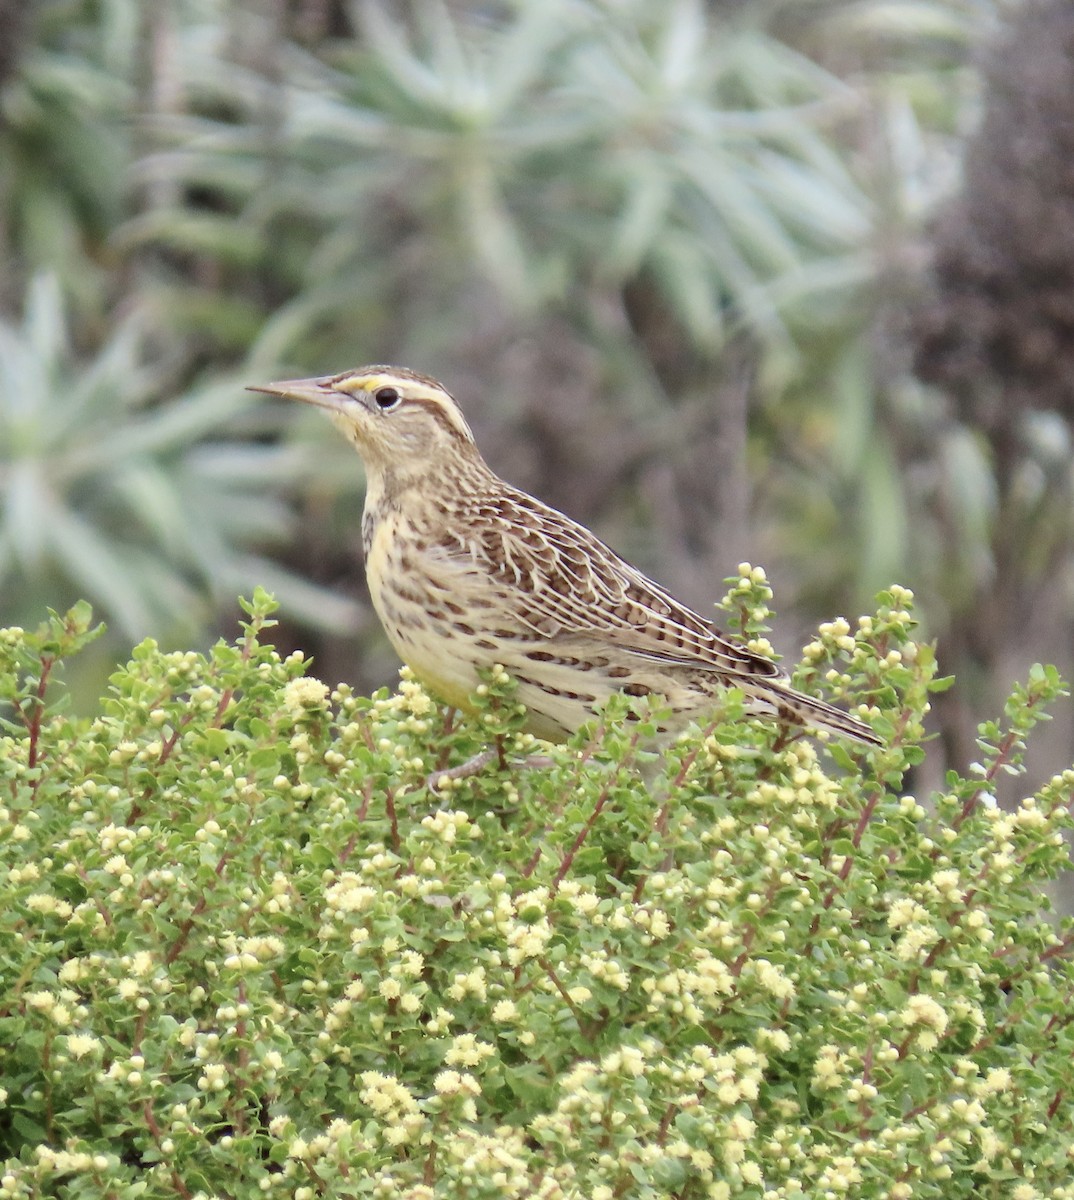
[1,581,1073,1199]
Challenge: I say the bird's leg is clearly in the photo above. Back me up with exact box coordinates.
[425,748,497,791]
[425,734,557,791]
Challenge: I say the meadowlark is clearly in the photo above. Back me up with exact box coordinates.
[252,366,881,748]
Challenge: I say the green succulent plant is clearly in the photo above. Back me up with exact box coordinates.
[0,274,359,649]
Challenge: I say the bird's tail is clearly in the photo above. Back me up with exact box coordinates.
[747,680,883,748]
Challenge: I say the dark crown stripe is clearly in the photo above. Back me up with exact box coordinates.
[343,364,448,391]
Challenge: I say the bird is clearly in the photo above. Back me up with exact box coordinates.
[250,366,881,748]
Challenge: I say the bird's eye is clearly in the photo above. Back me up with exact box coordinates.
[374,386,401,410]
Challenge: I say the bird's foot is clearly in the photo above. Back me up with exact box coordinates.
[425,747,556,791]
[426,748,497,791]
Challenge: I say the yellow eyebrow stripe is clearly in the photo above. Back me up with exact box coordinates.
[353,374,400,393]
[335,368,475,443]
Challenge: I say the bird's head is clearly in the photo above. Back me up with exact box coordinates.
[250,365,479,482]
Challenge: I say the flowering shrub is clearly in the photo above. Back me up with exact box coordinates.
[1,579,1073,1200]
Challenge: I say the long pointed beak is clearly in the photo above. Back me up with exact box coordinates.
[247,375,353,415]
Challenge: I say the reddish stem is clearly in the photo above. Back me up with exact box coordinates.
[24,654,54,772]
[164,847,233,965]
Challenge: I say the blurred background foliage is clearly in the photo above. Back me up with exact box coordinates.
[1,0,1071,785]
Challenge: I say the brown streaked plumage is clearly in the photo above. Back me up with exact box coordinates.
[251,366,882,748]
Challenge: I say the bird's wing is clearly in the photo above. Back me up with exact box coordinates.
[436,486,783,684]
